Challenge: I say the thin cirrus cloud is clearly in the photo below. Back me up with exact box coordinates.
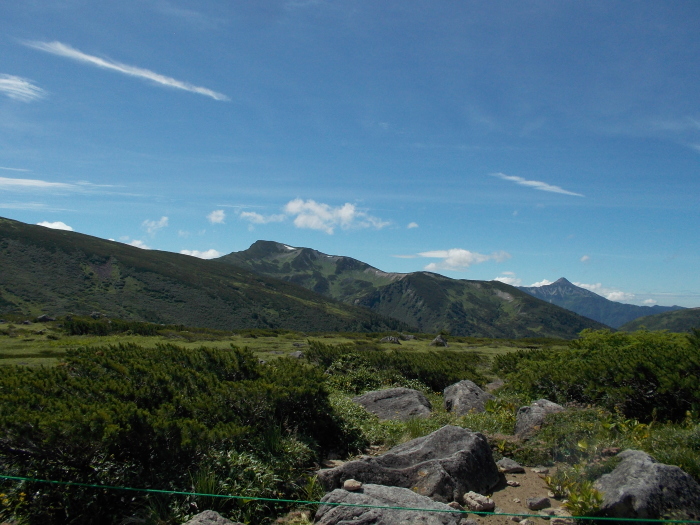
[0,74,46,102]
[238,199,390,235]
[491,173,584,197]
[396,248,511,271]
[180,249,221,259]
[24,41,229,101]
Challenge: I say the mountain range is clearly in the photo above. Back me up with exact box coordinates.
[518,278,684,329]
[219,240,606,338]
[0,219,606,338]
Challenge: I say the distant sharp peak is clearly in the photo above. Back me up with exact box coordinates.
[552,277,573,285]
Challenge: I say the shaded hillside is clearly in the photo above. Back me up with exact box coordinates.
[220,241,607,338]
[518,278,684,328]
[619,307,700,333]
[0,218,409,332]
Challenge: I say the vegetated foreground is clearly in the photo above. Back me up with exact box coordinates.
[0,320,699,524]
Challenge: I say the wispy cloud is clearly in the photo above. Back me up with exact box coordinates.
[399,248,511,271]
[491,172,584,197]
[24,41,228,101]
[574,281,635,302]
[36,221,73,231]
[240,211,286,225]
[0,74,46,102]
[207,209,225,224]
[0,176,75,191]
[493,271,522,286]
[580,255,590,262]
[180,249,221,259]
[407,222,419,229]
[529,279,554,287]
[142,216,168,235]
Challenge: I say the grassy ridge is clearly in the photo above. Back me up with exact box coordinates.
[0,218,410,333]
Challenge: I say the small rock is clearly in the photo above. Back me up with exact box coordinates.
[463,491,495,512]
[183,510,243,525]
[460,519,479,525]
[526,496,550,510]
[430,334,448,347]
[510,516,521,522]
[343,479,362,491]
[322,459,344,468]
[601,447,621,456]
[289,350,304,359]
[512,498,521,503]
[531,467,549,474]
[448,501,464,511]
[497,457,525,474]
[506,480,520,487]
[551,519,574,525]
[380,336,401,344]
[519,520,535,525]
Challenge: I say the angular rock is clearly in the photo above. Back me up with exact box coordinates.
[594,449,700,519]
[526,496,550,510]
[430,335,448,347]
[315,484,464,525]
[380,336,402,344]
[352,387,432,421]
[317,425,500,504]
[463,491,495,512]
[496,457,525,474]
[35,314,55,322]
[288,350,304,359]
[182,510,243,525]
[444,380,494,415]
[514,399,564,438]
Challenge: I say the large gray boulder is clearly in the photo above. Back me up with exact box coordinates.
[514,399,564,438]
[317,425,500,503]
[594,449,700,519]
[444,380,494,415]
[182,510,243,525]
[353,387,432,421]
[315,484,464,525]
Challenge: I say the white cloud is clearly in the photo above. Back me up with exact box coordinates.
[0,176,75,191]
[491,172,584,197]
[283,198,390,234]
[207,209,225,224]
[574,282,635,302]
[643,298,657,305]
[24,41,228,101]
[180,249,221,259]
[240,211,286,225]
[0,74,46,102]
[407,222,419,229]
[580,255,591,262]
[414,248,511,271]
[128,240,150,249]
[493,276,522,286]
[529,279,553,287]
[0,166,30,172]
[36,221,73,231]
[142,216,168,235]
[178,230,190,238]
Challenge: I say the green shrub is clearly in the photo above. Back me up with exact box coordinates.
[0,343,345,524]
[496,330,700,422]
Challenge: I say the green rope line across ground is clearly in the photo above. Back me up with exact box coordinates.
[1,474,699,523]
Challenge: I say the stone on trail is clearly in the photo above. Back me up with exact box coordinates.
[514,399,564,438]
[594,449,700,519]
[463,491,495,512]
[444,380,494,415]
[496,457,525,474]
[526,496,550,510]
[352,387,431,421]
[315,484,464,525]
[182,510,243,525]
[317,425,500,503]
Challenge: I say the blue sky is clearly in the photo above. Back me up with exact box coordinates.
[1,1,699,307]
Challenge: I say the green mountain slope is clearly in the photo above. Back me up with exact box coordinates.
[518,277,684,328]
[220,241,607,338]
[0,218,409,332]
[619,307,700,333]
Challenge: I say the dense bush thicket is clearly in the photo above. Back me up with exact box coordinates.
[0,343,353,524]
[493,329,700,422]
[62,316,190,336]
[305,341,486,393]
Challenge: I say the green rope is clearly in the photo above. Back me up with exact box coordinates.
[1,474,699,523]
